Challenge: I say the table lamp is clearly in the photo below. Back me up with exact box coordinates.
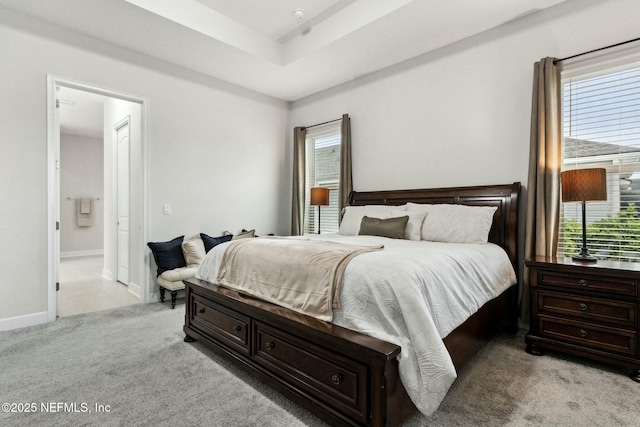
[310,187,330,234]
[561,168,607,262]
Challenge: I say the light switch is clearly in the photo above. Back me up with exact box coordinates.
[163,204,171,215]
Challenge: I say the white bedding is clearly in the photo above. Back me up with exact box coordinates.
[197,234,516,416]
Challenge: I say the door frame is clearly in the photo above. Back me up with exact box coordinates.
[46,75,150,321]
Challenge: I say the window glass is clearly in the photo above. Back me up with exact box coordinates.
[559,62,640,262]
[304,123,341,234]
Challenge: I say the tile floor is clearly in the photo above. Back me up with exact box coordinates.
[58,255,140,317]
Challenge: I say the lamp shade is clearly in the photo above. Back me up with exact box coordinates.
[561,168,607,202]
[310,187,330,206]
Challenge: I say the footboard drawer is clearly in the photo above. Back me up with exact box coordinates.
[253,321,369,424]
[184,278,413,427]
[192,295,251,356]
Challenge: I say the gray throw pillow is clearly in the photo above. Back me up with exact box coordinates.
[358,215,409,239]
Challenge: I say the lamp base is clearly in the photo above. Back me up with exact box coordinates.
[572,253,598,263]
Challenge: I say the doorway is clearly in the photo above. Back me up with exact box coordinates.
[47,76,148,320]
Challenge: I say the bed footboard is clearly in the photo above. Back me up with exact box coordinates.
[183,278,416,427]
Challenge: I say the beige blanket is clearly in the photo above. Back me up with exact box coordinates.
[216,237,383,321]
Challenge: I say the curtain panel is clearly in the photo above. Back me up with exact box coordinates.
[339,114,353,217]
[291,127,307,236]
[291,115,351,234]
[523,57,562,320]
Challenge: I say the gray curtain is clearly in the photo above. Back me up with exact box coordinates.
[339,114,352,217]
[291,127,307,236]
[522,57,562,320]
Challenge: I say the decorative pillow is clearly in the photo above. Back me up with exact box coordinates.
[389,208,427,240]
[358,215,409,239]
[406,203,497,243]
[339,205,407,236]
[147,236,186,276]
[181,236,206,267]
[232,229,255,240]
[200,232,233,253]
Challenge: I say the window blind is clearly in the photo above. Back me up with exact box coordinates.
[559,62,640,263]
[304,122,341,235]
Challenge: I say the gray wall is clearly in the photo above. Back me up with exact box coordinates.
[289,0,640,194]
[0,7,288,329]
[59,134,104,255]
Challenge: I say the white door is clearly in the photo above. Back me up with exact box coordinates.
[116,119,130,285]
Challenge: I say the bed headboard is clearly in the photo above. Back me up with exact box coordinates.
[347,182,521,271]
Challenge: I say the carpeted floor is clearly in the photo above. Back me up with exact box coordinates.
[1,302,638,426]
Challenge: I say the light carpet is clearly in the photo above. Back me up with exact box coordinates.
[1,302,638,426]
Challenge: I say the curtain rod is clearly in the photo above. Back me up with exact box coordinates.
[554,36,640,64]
[299,117,341,131]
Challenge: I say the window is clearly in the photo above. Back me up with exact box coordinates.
[304,122,341,235]
[559,60,640,263]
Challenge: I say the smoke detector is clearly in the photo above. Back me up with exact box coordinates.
[293,9,305,20]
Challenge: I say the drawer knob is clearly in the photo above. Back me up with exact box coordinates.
[579,329,588,338]
[198,308,205,314]
[332,374,344,385]
[265,341,275,350]
[233,325,241,333]
[579,303,588,311]
[579,279,588,287]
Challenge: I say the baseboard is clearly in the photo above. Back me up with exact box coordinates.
[0,311,50,332]
[102,268,114,281]
[60,249,104,258]
[128,281,141,298]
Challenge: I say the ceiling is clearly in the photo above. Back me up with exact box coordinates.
[1,0,569,102]
[57,87,109,140]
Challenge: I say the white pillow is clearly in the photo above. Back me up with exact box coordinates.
[339,205,406,236]
[406,203,497,244]
[181,236,206,267]
[389,208,427,240]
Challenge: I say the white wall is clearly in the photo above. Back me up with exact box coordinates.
[0,8,288,329]
[289,0,640,194]
[59,134,104,255]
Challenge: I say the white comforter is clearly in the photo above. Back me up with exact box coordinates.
[197,234,516,416]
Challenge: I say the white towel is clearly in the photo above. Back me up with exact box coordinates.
[76,198,94,227]
[80,198,92,214]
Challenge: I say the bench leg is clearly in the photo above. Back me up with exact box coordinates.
[159,286,166,302]
[171,291,178,309]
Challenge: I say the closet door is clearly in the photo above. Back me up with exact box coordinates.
[116,118,130,285]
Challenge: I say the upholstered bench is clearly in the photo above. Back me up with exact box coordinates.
[148,235,206,309]
[157,266,197,309]
[147,231,245,309]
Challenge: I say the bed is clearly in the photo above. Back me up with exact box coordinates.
[183,182,520,426]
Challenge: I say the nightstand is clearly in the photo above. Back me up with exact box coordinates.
[525,256,640,382]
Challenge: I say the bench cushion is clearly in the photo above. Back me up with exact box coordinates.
[157,267,197,291]
[159,266,198,282]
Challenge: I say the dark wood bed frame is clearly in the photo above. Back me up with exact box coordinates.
[183,182,520,427]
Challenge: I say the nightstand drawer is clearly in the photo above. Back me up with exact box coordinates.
[539,315,637,356]
[538,291,637,328]
[537,271,637,297]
